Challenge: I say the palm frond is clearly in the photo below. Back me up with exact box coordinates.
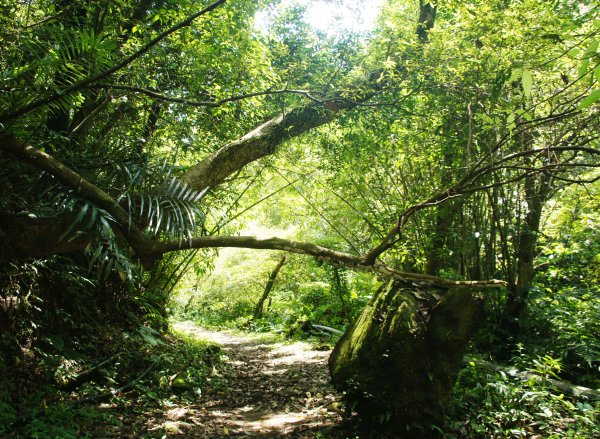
[133,175,207,241]
[52,193,136,281]
[111,160,207,242]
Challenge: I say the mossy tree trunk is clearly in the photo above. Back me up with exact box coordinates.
[329,281,485,437]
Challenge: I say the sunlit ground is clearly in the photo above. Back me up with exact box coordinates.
[157,321,341,436]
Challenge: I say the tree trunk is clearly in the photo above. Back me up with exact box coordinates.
[329,281,485,437]
[504,171,551,333]
[424,201,459,276]
[253,255,286,320]
[329,266,351,324]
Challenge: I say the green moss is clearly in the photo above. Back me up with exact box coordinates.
[329,282,485,436]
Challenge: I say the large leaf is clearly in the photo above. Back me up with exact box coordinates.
[579,89,600,109]
[521,70,533,98]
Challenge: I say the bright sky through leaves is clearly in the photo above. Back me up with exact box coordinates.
[305,0,384,33]
[256,0,384,35]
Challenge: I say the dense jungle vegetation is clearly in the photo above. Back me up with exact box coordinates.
[1,0,599,437]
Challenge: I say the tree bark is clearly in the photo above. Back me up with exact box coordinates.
[329,282,485,437]
[253,255,286,319]
[0,214,90,261]
[417,0,437,43]
[504,171,551,331]
[181,97,369,193]
[503,126,554,332]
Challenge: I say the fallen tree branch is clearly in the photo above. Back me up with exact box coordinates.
[310,324,344,335]
[156,235,508,288]
[0,135,508,289]
[10,360,159,431]
[63,352,124,389]
[464,356,600,401]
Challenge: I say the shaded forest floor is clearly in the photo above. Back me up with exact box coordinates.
[154,321,348,438]
[4,320,598,438]
[3,321,360,438]
[84,321,352,438]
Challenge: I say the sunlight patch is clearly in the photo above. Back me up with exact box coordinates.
[232,411,307,430]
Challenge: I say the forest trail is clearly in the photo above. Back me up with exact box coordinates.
[160,321,346,438]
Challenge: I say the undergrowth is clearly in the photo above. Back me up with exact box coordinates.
[445,359,599,438]
[0,326,225,438]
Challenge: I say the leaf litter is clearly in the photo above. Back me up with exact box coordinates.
[127,321,350,438]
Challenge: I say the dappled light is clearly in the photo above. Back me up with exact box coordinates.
[145,322,344,437]
[1,0,598,437]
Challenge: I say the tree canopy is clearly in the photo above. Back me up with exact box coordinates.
[1,0,597,283]
[1,0,599,436]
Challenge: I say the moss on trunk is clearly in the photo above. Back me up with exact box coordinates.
[329,281,484,436]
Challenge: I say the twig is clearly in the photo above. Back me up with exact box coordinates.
[9,360,160,431]
[69,352,124,383]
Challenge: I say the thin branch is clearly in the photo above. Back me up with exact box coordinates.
[275,169,360,253]
[90,84,325,106]
[74,360,159,405]
[363,140,599,264]
[90,83,413,110]
[211,179,298,234]
[544,172,600,184]
[0,0,227,122]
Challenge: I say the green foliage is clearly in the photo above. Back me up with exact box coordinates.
[0,325,225,438]
[173,244,374,335]
[112,160,207,241]
[446,361,599,438]
[0,0,599,435]
[518,182,600,384]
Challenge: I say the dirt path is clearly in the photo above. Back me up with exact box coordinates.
[157,321,347,438]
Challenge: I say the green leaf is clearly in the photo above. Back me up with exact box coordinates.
[578,58,590,79]
[508,68,522,83]
[521,70,532,98]
[507,112,515,125]
[584,40,599,58]
[579,89,600,109]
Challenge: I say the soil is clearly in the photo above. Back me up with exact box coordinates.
[121,322,353,438]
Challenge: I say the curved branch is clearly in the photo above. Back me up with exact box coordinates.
[90,84,325,106]
[363,139,600,265]
[0,135,160,266]
[154,235,506,288]
[0,135,506,288]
